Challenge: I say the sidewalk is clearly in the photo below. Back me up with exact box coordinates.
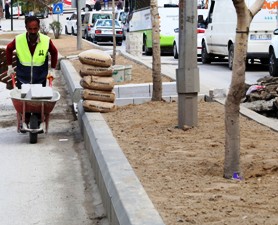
[0,43,109,225]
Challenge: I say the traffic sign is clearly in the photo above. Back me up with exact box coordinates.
[53,2,63,14]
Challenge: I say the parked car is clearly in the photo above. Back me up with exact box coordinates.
[65,12,85,35]
[88,19,123,46]
[24,7,50,19]
[34,9,49,19]
[115,10,128,40]
[269,28,278,77]
[83,11,113,40]
[172,27,205,59]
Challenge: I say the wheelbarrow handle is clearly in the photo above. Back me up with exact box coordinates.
[48,76,53,87]
[11,73,16,89]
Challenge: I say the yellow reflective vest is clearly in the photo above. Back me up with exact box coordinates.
[15,33,50,85]
[16,32,50,67]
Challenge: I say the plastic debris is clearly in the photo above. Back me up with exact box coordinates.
[246,85,265,96]
[59,139,68,142]
[232,172,243,181]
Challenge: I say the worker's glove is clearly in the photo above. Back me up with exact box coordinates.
[7,65,15,77]
[47,68,56,80]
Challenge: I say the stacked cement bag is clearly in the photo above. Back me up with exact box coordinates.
[79,49,116,112]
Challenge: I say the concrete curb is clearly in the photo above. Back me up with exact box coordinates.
[77,104,165,225]
[61,52,166,224]
[215,98,278,132]
[60,59,83,103]
[60,59,179,104]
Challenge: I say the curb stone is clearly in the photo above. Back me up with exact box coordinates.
[77,103,165,225]
[61,41,166,224]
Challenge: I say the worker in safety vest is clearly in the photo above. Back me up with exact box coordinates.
[6,16,58,89]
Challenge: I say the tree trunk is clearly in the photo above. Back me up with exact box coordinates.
[150,0,162,101]
[112,0,116,65]
[224,0,264,179]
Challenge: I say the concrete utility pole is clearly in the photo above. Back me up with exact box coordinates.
[76,0,83,50]
[176,0,199,128]
[10,0,13,31]
[72,0,84,50]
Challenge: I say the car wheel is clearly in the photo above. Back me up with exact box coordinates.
[65,26,69,35]
[87,33,91,41]
[228,44,234,70]
[71,27,75,35]
[269,50,278,77]
[173,42,178,59]
[143,37,152,56]
[201,41,211,64]
[85,31,89,40]
[91,37,97,44]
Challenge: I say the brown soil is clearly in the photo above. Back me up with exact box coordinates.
[2,34,277,225]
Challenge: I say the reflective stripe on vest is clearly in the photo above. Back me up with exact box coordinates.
[15,33,50,67]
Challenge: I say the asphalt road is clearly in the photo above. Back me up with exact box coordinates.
[0,13,269,93]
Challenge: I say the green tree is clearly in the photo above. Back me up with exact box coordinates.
[21,0,59,14]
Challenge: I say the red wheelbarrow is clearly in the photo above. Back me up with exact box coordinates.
[10,75,60,144]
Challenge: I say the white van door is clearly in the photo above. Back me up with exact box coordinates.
[205,0,236,55]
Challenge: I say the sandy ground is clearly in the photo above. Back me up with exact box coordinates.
[1,34,277,225]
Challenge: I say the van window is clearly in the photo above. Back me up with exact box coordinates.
[116,11,128,22]
[207,0,215,24]
[84,13,90,23]
[119,12,127,22]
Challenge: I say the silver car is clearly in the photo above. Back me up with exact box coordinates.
[88,19,123,46]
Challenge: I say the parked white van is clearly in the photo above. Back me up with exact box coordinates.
[201,0,277,69]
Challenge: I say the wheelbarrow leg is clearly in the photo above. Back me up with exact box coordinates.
[16,112,21,133]
[29,114,38,144]
[18,102,27,133]
[45,114,50,134]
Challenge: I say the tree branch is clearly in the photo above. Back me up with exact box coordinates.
[249,0,265,17]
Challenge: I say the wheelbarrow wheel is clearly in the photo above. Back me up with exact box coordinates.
[29,114,38,144]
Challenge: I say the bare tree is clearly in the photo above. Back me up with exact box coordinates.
[224,0,264,179]
[150,0,162,101]
[112,0,116,65]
